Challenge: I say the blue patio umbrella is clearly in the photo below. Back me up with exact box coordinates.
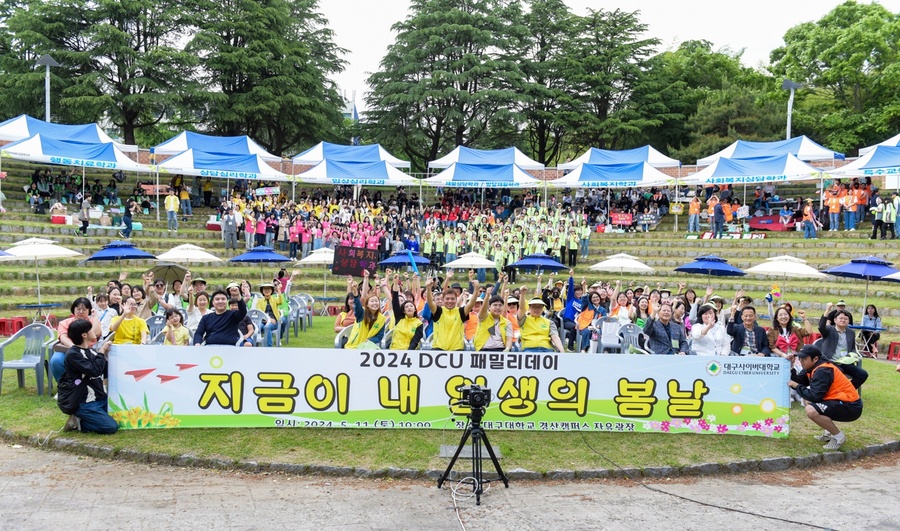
[378,252,430,268]
[822,256,899,308]
[509,253,567,272]
[230,246,292,282]
[675,255,745,285]
[83,240,157,272]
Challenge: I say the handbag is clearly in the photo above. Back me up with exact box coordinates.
[56,373,88,415]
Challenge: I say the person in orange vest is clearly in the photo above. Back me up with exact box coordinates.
[853,182,869,225]
[688,196,701,233]
[802,198,817,239]
[707,195,718,233]
[788,345,863,451]
[840,189,857,231]
[722,199,733,224]
[826,189,842,231]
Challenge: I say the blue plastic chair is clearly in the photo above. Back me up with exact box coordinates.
[0,323,56,396]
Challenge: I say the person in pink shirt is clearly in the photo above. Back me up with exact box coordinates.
[289,223,300,259]
[366,230,379,250]
[351,231,365,248]
[254,212,267,247]
[300,223,312,258]
[313,224,323,250]
[244,215,256,250]
[339,232,351,247]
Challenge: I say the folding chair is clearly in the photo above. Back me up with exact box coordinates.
[0,324,56,396]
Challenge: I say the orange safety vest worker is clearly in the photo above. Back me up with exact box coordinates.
[723,203,733,223]
[841,193,857,212]
[810,362,860,402]
[689,199,701,216]
[803,203,815,222]
[826,194,842,214]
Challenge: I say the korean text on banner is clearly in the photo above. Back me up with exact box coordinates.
[331,245,379,277]
[610,213,633,226]
[108,347,791,437]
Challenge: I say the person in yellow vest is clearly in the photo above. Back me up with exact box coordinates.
[345,270,387,349]
[388,274,423,350]
[788,344,863,451]
[253,282,285,347]
[425,273,478,351]
[474,294,513,351]
[516,287,564,353]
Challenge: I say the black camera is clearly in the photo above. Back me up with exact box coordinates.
[459,384,492,409]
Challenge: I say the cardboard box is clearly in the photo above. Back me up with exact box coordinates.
[99,215,112,226]
[50,205,67,216]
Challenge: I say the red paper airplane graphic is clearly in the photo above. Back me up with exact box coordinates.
[124,369,155,381]
[175,363,198,371]
[157,375,179,383]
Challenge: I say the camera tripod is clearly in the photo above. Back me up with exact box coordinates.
[437,406,509,505]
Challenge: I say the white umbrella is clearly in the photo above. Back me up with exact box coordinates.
[156,244,223,264]
[589,253,655,277]
[443,252,496,270]
[746,255,828,307]
[297,248,335,297]
[0,239,83,304]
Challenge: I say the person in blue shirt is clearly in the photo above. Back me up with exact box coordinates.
[560,272,584,351]
[860,304,882,357]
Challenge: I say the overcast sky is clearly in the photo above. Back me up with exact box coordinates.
[318,0,900,109]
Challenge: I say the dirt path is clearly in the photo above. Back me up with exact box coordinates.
[0,444,897,530]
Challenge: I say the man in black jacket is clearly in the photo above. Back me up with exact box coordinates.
[60,319,118,434]
[726,300,771,356]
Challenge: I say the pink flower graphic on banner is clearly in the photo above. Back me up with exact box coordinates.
[764,417,774,426]
[763,425,775,436]
[683,418,692,425]
[752,422,763,431]
[716,424,728,434]
[660,421,671,432]
[773,425,783,433]
[670,419,683,429]
[778,415,789,425]
[698,419,710,431]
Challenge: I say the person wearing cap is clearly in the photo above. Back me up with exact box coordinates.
[869,193,885,240]
[252,281,285,347]
[516,286,564,353]
[541,276,565,314]
[425,272,478,351]
[801,198,817,239]
[690,303,727,356]
[642,301,687,355]
[151,278,177,316]
[817,302,868,389]
[726,292,770,356]
[788,345,863,450]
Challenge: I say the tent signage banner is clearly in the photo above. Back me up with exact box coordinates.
[255,186,280,196]
[199,169,268,179]
[697,175,790,185]
[46,156,118,169]
[108,346,790,437]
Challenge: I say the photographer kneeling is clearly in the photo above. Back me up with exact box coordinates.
[57,319,118,434]
[788,345,862,451]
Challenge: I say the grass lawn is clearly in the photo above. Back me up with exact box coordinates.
[2,316,898,473]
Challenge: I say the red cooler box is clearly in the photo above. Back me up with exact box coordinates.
[51,215,68,225]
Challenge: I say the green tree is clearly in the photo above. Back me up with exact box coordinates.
[0,0,201,144]
[364,0,528,172]
[189,0,347,156]
[563,8,659,151]
[518,0,578,165]
[770,1,900,152]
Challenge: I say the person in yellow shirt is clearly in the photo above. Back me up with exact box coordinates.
[475,294,513,352]
[162,307,191,346]
[253,282,285,347]
[164,187,180,232]
[109,298,150,345]
[515,288,564,353]
[425,273,478,351]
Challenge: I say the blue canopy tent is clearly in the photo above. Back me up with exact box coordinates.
[859,133,900,156]
[295,160,419,187]
[291,141,410,168]
[675,255,745,286]
[509,253,566,272]
[428,146,545,170]
[378,252,430,269]
[681,154,823,186]
[832,146,900,182]
[548,162,674,188]
[152,131,280,161]
[0,114,135,151]
[822,256,900,308]
[558,146,681,170]
[697,136,845,166]
[424,162,544,204]
[0,134,151,202]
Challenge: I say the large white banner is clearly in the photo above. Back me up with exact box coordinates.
[107,346,791,437]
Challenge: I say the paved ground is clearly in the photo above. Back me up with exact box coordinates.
[0,444,897,530]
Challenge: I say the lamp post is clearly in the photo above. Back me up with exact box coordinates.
[781,79,803,140]
[35,54,60,122]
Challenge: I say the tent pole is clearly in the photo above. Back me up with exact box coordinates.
[155,166,160,222]
[291,161,295,203]
[0,155,4,212]
[81,166,85,200]
[674,169,680,233]
[35,258,42,306]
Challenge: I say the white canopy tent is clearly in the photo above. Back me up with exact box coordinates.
[291,142,410,168]
[152,131,281,161]
[859,133,900,157]
[547,162,674,189]
[295,159,419,186]
[697,136,844,166]
[0,114,137,152]
[680,154,823,186]
[153,149,290,182]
